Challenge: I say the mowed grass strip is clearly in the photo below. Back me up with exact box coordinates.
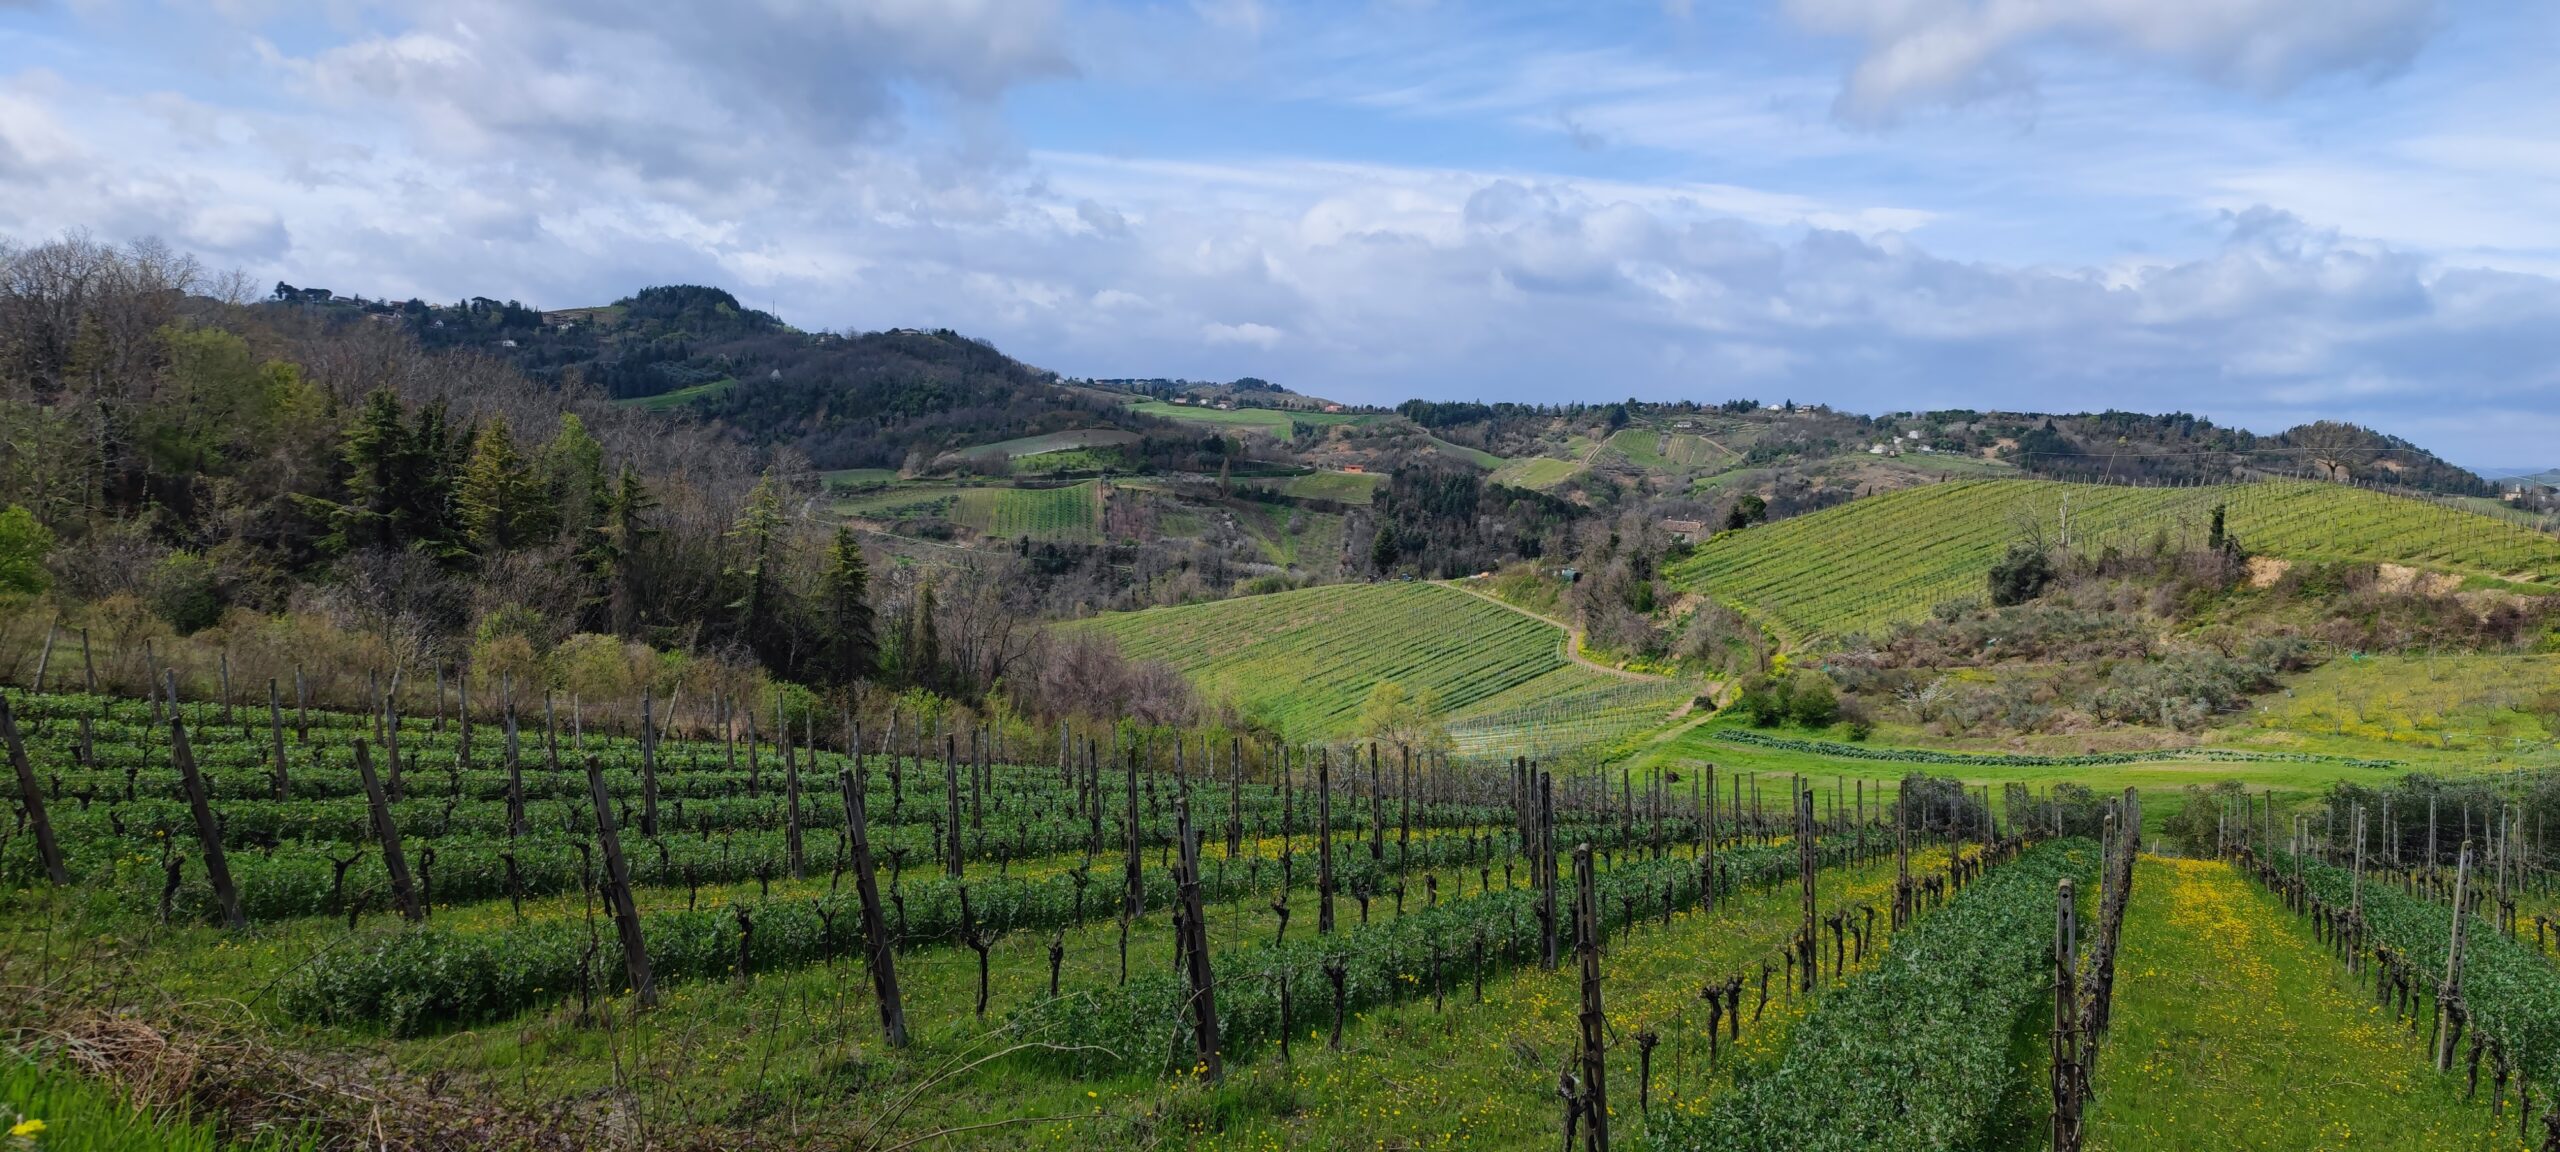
[1076,583,1618,741]
[1670,478,2560,642]
[2086,856,2526,1152]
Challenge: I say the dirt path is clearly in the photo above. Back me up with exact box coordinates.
[1437,580,1672,683]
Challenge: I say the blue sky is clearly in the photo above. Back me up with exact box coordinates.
[4,1,2556,469]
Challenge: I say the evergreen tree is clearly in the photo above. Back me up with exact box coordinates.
[457,414,548,556]
[404,399,469,562]
[813,525,878,688]
[726,471,790,662]
[588,465,658,634]
[903,578,942,692]
[544,413,607,543]
[320,389,412,552]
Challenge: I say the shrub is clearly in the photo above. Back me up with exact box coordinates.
[1987,541,2053,606]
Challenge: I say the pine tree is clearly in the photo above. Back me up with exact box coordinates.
[321,389,411,552]
[457,414,548,556]
[814,525,878,688]
[405,399,469,563]
[544,413,607,543]
[903,579,942,693]
[588,465,658,634]
[726,472,790,662]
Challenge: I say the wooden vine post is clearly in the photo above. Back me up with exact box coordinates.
[2434,841,2472,1072]
[782,704,806,881]
[1798,784,1818,992]
[166,703,246,930]
[1573,842,1608,1152]
[2051,877,2083,1152]
[947,733,966,878]
[352,739,424,923]
[839,766,910,1047]
[1540,769,1561,970]
[501,679,526,838]
[266,678,290,801]
[584,754,656,1009]
[1176,798,1223,1081]
[1317,748,1336,934]
[637,689,658,836]
[0,697,69,885]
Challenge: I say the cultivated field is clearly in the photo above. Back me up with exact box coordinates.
[1670,478,2560,643]
[949,481,1105,543]
[1076,582,1654,744]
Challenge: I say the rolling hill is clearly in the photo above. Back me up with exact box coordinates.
[1074,581,1688,752]
[1670,477,2560,644]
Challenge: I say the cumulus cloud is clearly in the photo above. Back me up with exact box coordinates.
[1787,0,2444,123]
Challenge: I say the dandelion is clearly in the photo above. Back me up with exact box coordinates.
[9,1118,44,1138]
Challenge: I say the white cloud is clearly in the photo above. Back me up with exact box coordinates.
[1203,321,1283,348]
[1787,0,2444,123]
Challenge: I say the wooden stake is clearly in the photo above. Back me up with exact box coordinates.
[585,754,656,1009]
[352,740,424,923]
[1,697,69,884]
[839,766,909,1046]
[169,707,244,930]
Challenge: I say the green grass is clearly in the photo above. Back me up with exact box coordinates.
[1606,427,1675,470]
[947,428,1139,464]
[819,468,901,488]
[1,1058,314,1151]
[1669,477,2560,643]
[2243,653,2559,752]
[1426,436,1505,469]
[1129,400,1369,432]
[612,376,734,411]
[2086,856,2527,1151]
[1487,456,1580,491]
[1251,471,1383,505]
[830,481,966,518]
[950,481,1103,542]
[1074,582,1627,742]
[1230,504,1344,571]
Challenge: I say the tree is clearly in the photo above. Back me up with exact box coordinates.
[902,579,943,692]
[1722,493,1767,531]
[1988,542,2053,606]
[319,389,412,552]
[813,525,879,688]
[1370,523,1399,570]
[544,413,607,543]
[456,414,548,556]
[587,465,658,635]
[0,505,54,598]
[726,471,790,662]
[1356,681,1447,753]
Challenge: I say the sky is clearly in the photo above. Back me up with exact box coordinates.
[3,1,2556,470]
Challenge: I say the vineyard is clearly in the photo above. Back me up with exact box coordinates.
[5,676,2559,1150]
[1670,477,2560,643]
[949,481,1105,543]
[1073,582,1663,745]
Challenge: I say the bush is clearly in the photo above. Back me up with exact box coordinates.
[0,505,52,599]
[1987,541,2053,606]
[146,551,223,634]
[1787,680,1839,727]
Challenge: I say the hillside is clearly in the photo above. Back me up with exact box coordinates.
[1073,581,1687,751]
[1671,477,2560,643]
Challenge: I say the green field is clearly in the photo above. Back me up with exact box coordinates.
[1076,582,1648,742]
[945,428,1137,465]
[1129,400,1370,432]
[1670,477,2560,643]
[612,376,734,411]
[1248,470,1382,504]
[818,467,901,488]
[1487,455,1581,490]
[950,481,1104,542]
[2086,857,2525,1150]
[1426,435,1505,469]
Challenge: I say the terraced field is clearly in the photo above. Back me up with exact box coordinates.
[1488,454,1582,490]
[949,481,1104,542]
[1076,582,1663,744]
[1671,477,2560,644]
